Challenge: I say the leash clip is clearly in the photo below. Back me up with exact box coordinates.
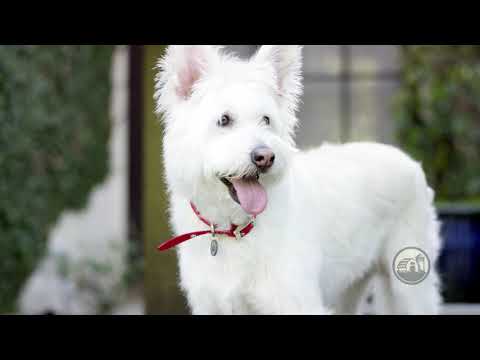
[234,216,256,241]
[233,227,242,241]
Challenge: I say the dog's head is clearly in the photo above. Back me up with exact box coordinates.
[155,45,303,216]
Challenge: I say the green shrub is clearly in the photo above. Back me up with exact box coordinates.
[395,45,480,203]
[0,45,114,313]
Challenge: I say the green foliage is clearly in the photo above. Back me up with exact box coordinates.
[0,45,114,313]
[50,239,144,315]
[395,45,480,202]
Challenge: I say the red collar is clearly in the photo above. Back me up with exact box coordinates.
[157,202,256,252]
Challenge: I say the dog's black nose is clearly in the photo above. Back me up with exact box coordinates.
[251,146,275,172]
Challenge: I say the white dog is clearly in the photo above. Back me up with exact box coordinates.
[154,45,442,315]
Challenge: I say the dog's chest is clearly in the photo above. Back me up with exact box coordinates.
[179,232,272,312]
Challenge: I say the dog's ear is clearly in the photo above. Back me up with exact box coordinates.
[155,45,221,114]
[252,45,303,112]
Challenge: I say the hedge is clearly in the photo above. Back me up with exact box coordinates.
[0,45,114,313]
[395,45,480,203]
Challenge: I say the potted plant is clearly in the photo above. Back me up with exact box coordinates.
[395,45,480,303]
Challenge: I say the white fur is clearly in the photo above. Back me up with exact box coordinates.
[155,45,442,315]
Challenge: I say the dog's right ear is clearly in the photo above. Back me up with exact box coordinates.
[252,45,303,113]
[155,45,220,114]
[252,45,303,143]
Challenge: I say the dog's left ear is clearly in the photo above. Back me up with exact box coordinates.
[252,45,303,113]
[154,45,221,116]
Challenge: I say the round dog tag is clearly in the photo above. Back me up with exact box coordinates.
[210,239,218,257]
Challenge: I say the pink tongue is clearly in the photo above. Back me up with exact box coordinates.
[231,179,268,216]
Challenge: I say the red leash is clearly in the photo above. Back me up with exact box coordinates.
[157,202,256,252]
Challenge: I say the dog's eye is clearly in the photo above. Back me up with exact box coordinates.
[262,116,271,126]
[218,114,232,127]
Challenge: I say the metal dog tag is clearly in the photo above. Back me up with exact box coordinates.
[210,238,218,257]
[209,223,218,257]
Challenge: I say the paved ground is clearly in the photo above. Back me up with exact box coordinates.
[107,302,480,315]
[5,302,479,315]
[110,298,144,315]
[441,304,480,315]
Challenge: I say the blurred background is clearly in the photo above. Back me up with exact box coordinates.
[1,45,479,315]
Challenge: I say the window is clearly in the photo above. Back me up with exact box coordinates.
[300,45,401,149]
[225,45,401,149]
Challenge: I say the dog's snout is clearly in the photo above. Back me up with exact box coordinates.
[251,146,275,172]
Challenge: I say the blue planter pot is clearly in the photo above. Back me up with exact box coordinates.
[438,204,480,303]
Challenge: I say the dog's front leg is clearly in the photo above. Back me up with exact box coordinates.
[183,286,222,315]
[275,297,331,315]
[256,293,331,315]
[253,279,331,315]
[189,297,222,315]
[188,291,250,315]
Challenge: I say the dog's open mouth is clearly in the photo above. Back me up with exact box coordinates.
[221,174,268,216]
